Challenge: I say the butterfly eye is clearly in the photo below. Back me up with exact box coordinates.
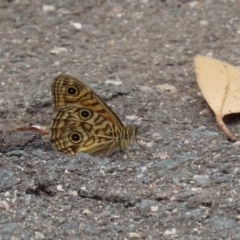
[79,109,92,120]
[66,85,79,96]
[69,132,82,143]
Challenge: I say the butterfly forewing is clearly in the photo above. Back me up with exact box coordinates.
[52,75,124,128]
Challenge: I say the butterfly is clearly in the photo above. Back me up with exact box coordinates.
[50,75,137,156]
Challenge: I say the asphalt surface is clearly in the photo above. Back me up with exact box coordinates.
[1,0,240,239]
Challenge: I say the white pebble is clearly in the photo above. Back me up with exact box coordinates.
[42,5,56,13]
[164,228,176,236]
[105,80,123,86]
[51,47,68,55]
[57,185,64,192]
[156,84,177,94]
[70,21,83,30]
[0,201,10,210]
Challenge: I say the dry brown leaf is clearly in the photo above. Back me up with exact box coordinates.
[194,55,240,141]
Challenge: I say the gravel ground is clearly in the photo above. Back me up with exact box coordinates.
[1,0,240,239]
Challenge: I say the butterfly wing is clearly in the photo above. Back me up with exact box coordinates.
[52,75,124,129]
[51,75,136,156]
[51,106,121,156]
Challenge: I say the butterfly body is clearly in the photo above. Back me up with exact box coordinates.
[51,75,136,156]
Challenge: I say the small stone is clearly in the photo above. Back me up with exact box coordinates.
[137,139,154,148]
[34,231,45,240]
[56,185,64,192]
[70,21,83,30]
[137,166,147,178]
[125,114,138,120]
[158,152,170,159]
[105,80,123,86]
[164,228,176,236]
[128,232,141,239]
[4,192,10,197]
[188,1,200,8]
[68,190,78,196]
[156,84,177,94]
[151,205,158,212]
[200,20,208,26]
[42,5,56,13]
[152,132,163,142]
[51,47,68,54]
[82,209,93,216]
[191,187,202,193]
[199,108,211,115]
[233,141,240,147]
[0,201,10,210]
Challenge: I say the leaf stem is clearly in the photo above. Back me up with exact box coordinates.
[215,115,237,141]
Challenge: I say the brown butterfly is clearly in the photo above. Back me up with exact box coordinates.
[50,75,137,156]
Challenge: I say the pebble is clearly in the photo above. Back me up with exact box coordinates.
[128,232,141,239]
[34,231,45,240]
[51,47,68,55]
[68,190,78,196]
[150,205,158,212]
[0,201,10,210]
[42,5,56,13]
[82,209,93,216]
[137,139,154,148]
[105,80,123,86]
[156,84,177,94]
[57,185,65,192]
[70,21,83,30]
[164,228,177,236]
